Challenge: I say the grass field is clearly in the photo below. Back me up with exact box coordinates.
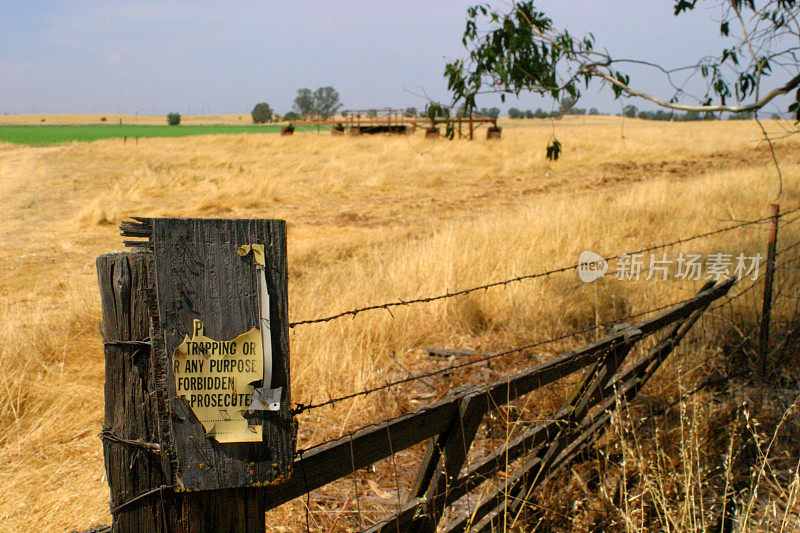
[1,116,799,531]
[0,114,252,126]
[0,123,324,146]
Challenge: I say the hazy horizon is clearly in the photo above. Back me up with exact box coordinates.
[1,1,795,117]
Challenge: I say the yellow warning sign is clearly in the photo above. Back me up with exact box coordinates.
[174,319,263,443]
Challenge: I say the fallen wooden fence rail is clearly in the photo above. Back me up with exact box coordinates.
[257,278,733,531]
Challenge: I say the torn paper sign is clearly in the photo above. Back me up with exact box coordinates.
[173,319,263,443]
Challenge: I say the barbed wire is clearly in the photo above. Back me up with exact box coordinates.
[778,212,800,228]
[294,233,800,415]
[292,284,759,452]
[292,290,721,414]
[289,207,799,328]
[298,239,800,529]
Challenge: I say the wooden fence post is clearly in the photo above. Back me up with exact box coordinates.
[99,252,269,532]
[99,217,294,532]
[98,252,171,531]
[758,203,780,381]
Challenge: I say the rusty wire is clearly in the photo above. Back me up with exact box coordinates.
[99,430,161,454]
[289,208,799,328]
[292,292,716,415]
[294,234,800,416]
[291,211,800,415]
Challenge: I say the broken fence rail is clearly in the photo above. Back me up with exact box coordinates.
[258,278,733,531]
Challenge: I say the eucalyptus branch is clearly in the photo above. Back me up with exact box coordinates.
[584,67,800,113]
[448,1,800,119]
[729,1,786,200]
[731,1,763,101]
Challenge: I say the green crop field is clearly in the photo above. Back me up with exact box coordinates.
[0,124,325,146]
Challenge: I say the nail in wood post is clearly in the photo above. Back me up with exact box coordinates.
[758,204,780,382]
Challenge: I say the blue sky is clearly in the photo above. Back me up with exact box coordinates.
[0,1,794,116]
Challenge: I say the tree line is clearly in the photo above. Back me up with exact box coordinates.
[508,105,761,121]
[250,86,342,124]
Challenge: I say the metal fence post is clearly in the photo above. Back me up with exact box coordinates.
[758,203,780,381]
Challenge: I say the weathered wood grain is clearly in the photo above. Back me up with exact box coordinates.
[149,218,294,491]
[98,252,164,531]
[100,251,272,531]
[409,394,487,532]
[463,299,720,532]
[364,280,732,532]
[97,230,732,533]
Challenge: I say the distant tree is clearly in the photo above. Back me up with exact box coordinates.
[508,107,523,119]
[588,108,599,115]
[251,104,271,124]
[533,108,547,119]
[251,102,273,124]
[313,86,342,117]
[728,110,755,120]
[653,110,673,121]
[479,107,500,119]
[424,102,448,127]
[283,111,300,122]
[293,88,315,116]
[404,107,418,117]
[622,105,638,118]
[167,112,181,126]
[681,110,701,121]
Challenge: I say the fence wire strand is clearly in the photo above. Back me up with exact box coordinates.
[294,290,723,414]
[291,213,800,532]
[295,230,796,416]
[289,208,799,328]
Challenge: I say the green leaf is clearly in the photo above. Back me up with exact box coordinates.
[674,0,697,15]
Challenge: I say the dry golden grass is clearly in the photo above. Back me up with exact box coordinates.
[1,117,800,531]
